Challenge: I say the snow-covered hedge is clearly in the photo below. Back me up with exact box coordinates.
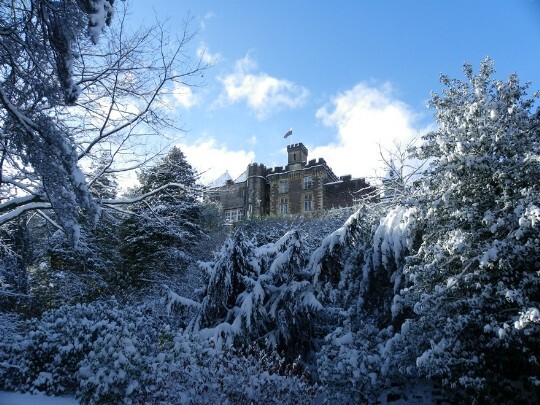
[0,301,167,402]
[151,336,318,404]
[0,301,317,404]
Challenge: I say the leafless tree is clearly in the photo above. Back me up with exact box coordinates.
[0,0,211,243]
[376,134,427,203]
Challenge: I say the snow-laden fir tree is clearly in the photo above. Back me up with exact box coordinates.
[172,229,321,358]
[119,147,204,287]
[315,204,419,402]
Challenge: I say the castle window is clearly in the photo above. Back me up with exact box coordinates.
[224,208,243,223]
[304,194,313,211]
[303,175,313,189]
[279,179,288,193]
[280,198,288,214]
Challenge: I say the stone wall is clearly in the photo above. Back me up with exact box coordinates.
[323,176,375,209]
[268,164,333,215]
[207,180,246,210]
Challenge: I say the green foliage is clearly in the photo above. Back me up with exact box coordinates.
[397,58,540,399]
[118,147,204,285]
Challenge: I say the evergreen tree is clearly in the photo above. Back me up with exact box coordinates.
[174,229,320,358]
[392,58,540,401]
[191,231,259,334]
[0,220,30,312]
[23,160,122,309]
[318,59,540,402]
[119,147,204,287]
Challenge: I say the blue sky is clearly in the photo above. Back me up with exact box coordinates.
[127,0,540,184]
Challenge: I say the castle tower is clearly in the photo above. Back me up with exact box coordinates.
[246,163,267,218]
[287,143,308,170]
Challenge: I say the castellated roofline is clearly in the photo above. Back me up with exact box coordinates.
[247,162,266,178]
[286,142,308,150]
[266,158,338,181]
[306,157,326,167]
[203,138,378,219]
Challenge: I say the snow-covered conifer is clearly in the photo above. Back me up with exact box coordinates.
[119,147,204,285]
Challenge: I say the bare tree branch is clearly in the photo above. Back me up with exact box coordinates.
[0,1,211,237]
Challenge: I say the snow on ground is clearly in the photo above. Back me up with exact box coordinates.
[0,391,77,404]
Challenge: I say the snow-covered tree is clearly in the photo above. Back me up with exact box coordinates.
[0,220,30,312]
[391,58,540,401]
[309,204,378,313]
[315,204,419,401]
[26,156,123,308]
[119,147,204,286]
[0,1,210,245]
[30,210,122,307]
[170,229,321,358]
[377,135,427,203]
[317,59,539,402]
[189,231,259,336]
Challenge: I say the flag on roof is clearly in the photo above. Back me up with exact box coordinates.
[284,128,293,138]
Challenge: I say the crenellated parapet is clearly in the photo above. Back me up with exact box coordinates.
[287,143,308,166]
[247,162,267,177]
[305,157,327,168]
[268,166,286,174]
[286,143,308,152]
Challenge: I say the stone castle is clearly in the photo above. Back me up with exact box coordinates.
[205,142,376,222]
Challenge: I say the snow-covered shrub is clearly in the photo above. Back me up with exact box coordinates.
[75,307,175,404]
[0,299,318,404]
[0,300,172,403]
[317,321,391,402]
[0,302,105,394]
[153,336,319,404]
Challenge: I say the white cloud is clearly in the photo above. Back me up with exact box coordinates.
[217,54,309,120]
[311,82,429,180]
[247,135,257,146]
[199,12,216,31]
[178,138,255,184]
[173,84,199,109]
[197,43,220,65]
